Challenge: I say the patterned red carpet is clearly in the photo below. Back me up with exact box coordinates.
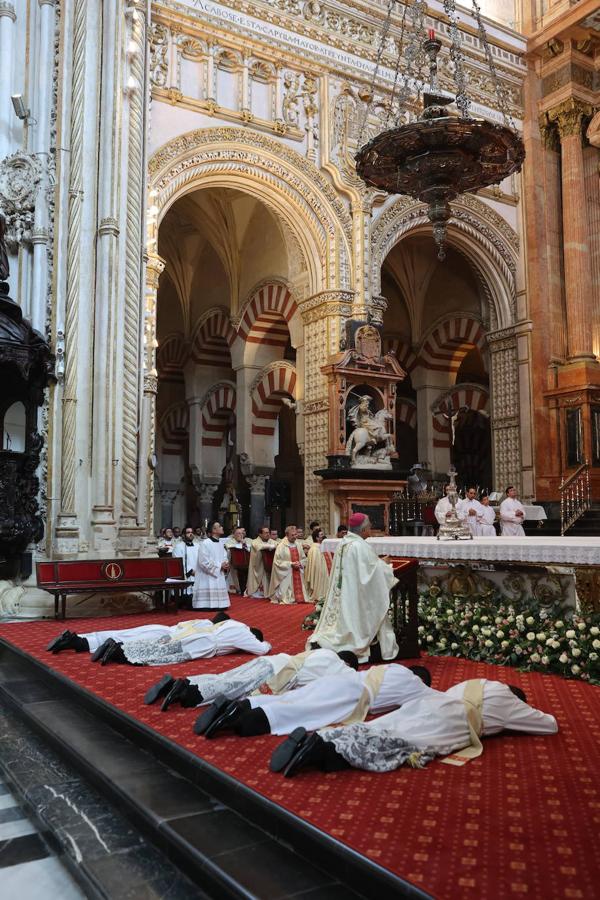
[1,597,599,900]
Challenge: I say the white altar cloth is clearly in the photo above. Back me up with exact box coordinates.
[322,536,600,567]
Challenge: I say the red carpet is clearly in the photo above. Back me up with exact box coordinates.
[1,598,599,900]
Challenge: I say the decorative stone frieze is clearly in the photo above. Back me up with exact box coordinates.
[0,152,43,250]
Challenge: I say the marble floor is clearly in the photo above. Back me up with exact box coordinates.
[0,778,85,899]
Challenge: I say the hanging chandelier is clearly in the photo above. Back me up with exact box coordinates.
[355,0,524,260]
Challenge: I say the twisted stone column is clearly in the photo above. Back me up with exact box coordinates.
[548,99,595,361]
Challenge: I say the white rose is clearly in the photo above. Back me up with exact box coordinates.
[526,632,535,642]
[526,616,535,625]
[572,648,581,658]
[501,641,509,649]
[426,635,434,642]
[495,617,503,625]
[577,622,586,632]
[541,656,549,665]
[481,616,489,623]
[514,646,522,655]
[593,639,600,650]
[530,652,540,663]
[451,642,458,650]
[418,625,425,634]
[590,626,599,636]
[590,653,598,661]
[555,621,564,629]
[559,653,568,664]
[566,630,576,639]
[496,630,504,639]
[472,625,480,633]
[485,640,493,647]
[536,633,546,642]
[571,664,581,675]
[545,638,554,646]
[552,640,560,649]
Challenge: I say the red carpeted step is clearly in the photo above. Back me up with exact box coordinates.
[1,596,599,900]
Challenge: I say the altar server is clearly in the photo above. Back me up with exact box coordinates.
[47,615,270,666]
[457,487,485,537]
[224,525,252,594]
[172,526,198,601]
[147,646,359,710]
[499,486,526,536]
[269,525,307,604]
[303,528,333,606]
[272,678,558,777]
[197,663,432,739]
[307,513,398,664]
[477,495,497,536]
[246,526,276,598]
[193,521,231,608]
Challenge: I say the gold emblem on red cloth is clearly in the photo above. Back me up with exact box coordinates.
[102,561,124,581]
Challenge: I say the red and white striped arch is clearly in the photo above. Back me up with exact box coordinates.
[251,365,297,436]
[383,338,417,374]
[201,383,236,447]
[191,309,235,367]
[432,385,489,449]
[420,317,486,374]
[160,403,189,454]
[157,332,188,377]
[396,398,417,430]
[236,283,297,350]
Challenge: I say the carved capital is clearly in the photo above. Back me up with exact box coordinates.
[0,2,16,21]
[246,474,268,494]
[547,98,593,141]
[146,253,166,289]
[143,373,158,394]
[538,114,560,152]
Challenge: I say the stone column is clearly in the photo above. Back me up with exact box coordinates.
[159,489,178,529]
[187,396,204,481]
[197,483,219,526]
[0,2,16,159]
[548,99,595,361]
[246,474,268,536]
[411,369,454,477]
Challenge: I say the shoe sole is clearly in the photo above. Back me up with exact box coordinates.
[270,727,307,773]
[46,631,71,653]
[144,674,174,705]
[193,695,230,735]
[91,640,111,663]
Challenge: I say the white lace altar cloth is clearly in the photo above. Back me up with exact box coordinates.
[322,536,600,567]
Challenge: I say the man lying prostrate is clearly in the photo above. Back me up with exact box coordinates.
[194,663,432,739]
[268,678,558,778]
[46,613,270,666]
[146,647,359,711]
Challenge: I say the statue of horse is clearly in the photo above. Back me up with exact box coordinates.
[346,409,394,464]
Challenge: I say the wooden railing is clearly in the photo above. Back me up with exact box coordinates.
[559,460,591,535]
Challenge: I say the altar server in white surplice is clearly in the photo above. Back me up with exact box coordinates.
[457,487,485,537]
[146,646,359,710]
[476,495,497,537]
[269,525,307,604]
[193,521,231,609]
[307,513,398,664]
[271,679,558,777]
[172,526,198,599]
[499,486,526,537]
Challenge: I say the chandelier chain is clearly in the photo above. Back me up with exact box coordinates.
[357,0,396,149]
[470,0,515,129]
[442,0,471,117]
[385,2,409,128]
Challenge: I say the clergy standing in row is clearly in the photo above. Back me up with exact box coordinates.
[246,526,277,598]
[193,521,231,609]
[172,526,197,602]
[308,512,398,663]
[270,525,307,604]
[499,485,526,536]
[457,487,485,537]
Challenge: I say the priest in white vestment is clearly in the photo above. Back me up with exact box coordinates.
[246,526,277,598]
[193,521,231,609]
[269,525,307,604]
[499,486,526,536]
[201,663,433,738]
[304,529,333,606]
[434,485,466,527]
[224,526,252,594]
[147,646,359,710]
[476,495,497,536]
[457,487,485,537]
[172,526,198,600]
[272,679,558,776]
[307,513,398,664]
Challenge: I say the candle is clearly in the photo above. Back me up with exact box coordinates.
[428,28,435,39]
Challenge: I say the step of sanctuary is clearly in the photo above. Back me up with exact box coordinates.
[0,639,427,900]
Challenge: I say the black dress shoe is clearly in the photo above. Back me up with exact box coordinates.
[270,727,309,773]
[282,732,324,778]
[193,695,231,735]
[144,674,175,705]
[100,639,126,665]
[91,639,112,663]
[203,700,249,739]
[160,678,195,712]
[47,630,74,653]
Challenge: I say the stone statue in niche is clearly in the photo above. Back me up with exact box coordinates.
[345,394,393,467]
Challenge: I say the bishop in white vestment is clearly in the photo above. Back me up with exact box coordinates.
[499,486,526,536]
[246,527,276,598]
[193,524,231,609]
[269,526,307,604]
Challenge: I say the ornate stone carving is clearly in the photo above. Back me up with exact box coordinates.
[368,295,387,326]
[546,98,594,140]
[0,152,43,250]
[282,71,301,127]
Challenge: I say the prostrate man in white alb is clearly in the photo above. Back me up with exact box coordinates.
[499,485,526,536]
[246,526,276,598]
[269,525,307,604]
[307,512,398,663]
[172,525,198,603]
[476,494,497,536]
[145,646,359,710]
[193,521,231,609]
[47,614,270,666]
[195,662,433,739]
[457,486,485,537]
[270,678,558,777]
[224,525,252,594]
